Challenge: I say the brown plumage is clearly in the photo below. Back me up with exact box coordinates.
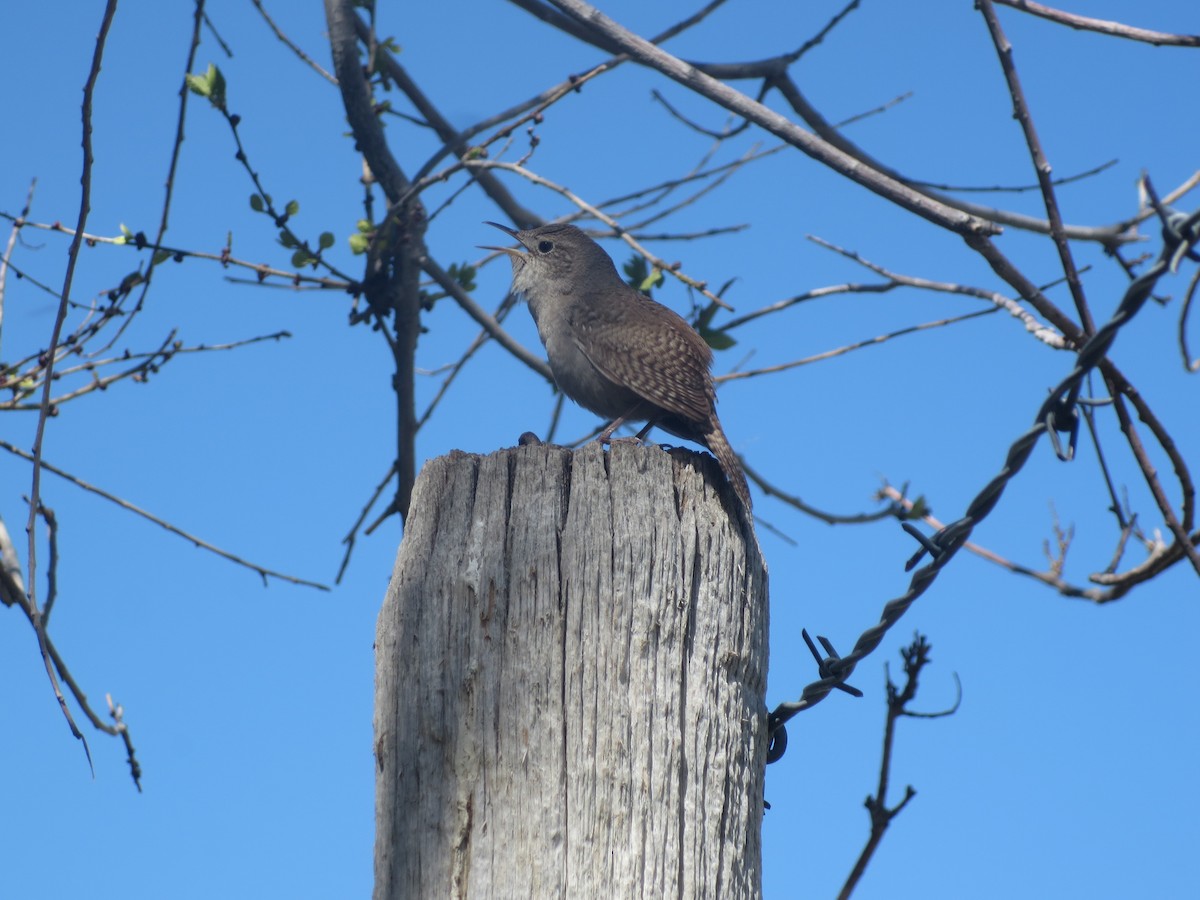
[483,222,752,513]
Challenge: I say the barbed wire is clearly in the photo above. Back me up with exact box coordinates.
[766,186,1200,764]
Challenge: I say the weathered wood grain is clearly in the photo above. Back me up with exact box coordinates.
[375,442,768,899]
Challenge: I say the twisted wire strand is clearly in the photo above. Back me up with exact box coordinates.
[766,202,1200,763]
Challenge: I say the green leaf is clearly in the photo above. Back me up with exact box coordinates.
[291,248,313,268]
[278,232,297,249]
[208,64,226,110]
[348,232,371,255]
[249,194,264,212]
[151,249,172,266]
[701,328,736,351]
[184,72,211,99]
[186,63,226,110]
[285,199,300,217]
[446,262,477,292]
[638,267,664,293]
[622,255,649,287]
[118,272,145,293]
[318,231,335,250]
[623,255,662,296]
[356,219,374,233]
[696,300,735,351]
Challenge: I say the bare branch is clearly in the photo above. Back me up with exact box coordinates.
[741,458,900,527]
[546,0,995,240]
[0,214,356,292]
[0,178,37,357]
[720,307,998,383]
[798,235,1066,348]
[1102,361,1196,534]
[769,73,1135,246]
[326,1,413,203]
[978,0,1093,334]
[1181,265,1200,372]
[878,484,1186,602]
[467,158,735,309]
[250,0,338,84]
[23,0,122,775]
[1,330,293,412]
[424,254,551,380]
[991,0,1200,47]
[327,0,430,524]
[600,144,783,223]
[1106,381,1200,578]
[839,634,956,900]
[336,461,397,585]
[36,503,59,624]
[124,2,206,323]
[910,158,1118,195]
[1,440,329,591]
[357,13,542,228]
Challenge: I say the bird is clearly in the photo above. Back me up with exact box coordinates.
[483,221,751,512]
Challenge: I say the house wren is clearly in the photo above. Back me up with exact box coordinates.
[483,221,752,512]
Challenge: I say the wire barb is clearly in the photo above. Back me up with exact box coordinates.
[764,182,1200,764]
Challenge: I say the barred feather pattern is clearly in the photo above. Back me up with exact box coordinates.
[487,221,753,514]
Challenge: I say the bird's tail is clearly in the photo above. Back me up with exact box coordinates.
[704,423,753,514]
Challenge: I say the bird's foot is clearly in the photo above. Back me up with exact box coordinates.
[600,434,646,447]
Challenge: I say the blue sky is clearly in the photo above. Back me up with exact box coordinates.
[2,2,1198,898]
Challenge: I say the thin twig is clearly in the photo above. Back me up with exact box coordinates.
[2,440,329,591]
[1102,360,1196,535]
[880,484,1161,602]
[37,503,59,625]
[720,307,998,383]
[25,0,121,776]
[428,0,730,189]
[106,0,207,355]
[0,178,37,356]
[839,634,957,900]
[978,0,1093,335]
[0,214,356,292]
[741,458,900,526]
[991,0,1200,47]
[424,254,551,379]
[336,461,397,584]
[910,158,1118,194]
[1106,383,1200,578]
[756,235,1067,348]
[468,158,734,310]
[604,145,784,215]
[1180,265,1200,371]
[250,0,338,83]
[1,330,292,412]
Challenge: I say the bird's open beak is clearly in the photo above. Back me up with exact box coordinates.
[478,221,525,257]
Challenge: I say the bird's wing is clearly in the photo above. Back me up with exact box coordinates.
[568,291,715,424]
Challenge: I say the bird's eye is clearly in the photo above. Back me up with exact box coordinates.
[537,240,554,254]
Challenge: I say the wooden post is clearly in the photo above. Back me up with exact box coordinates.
[374,442,769,899]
